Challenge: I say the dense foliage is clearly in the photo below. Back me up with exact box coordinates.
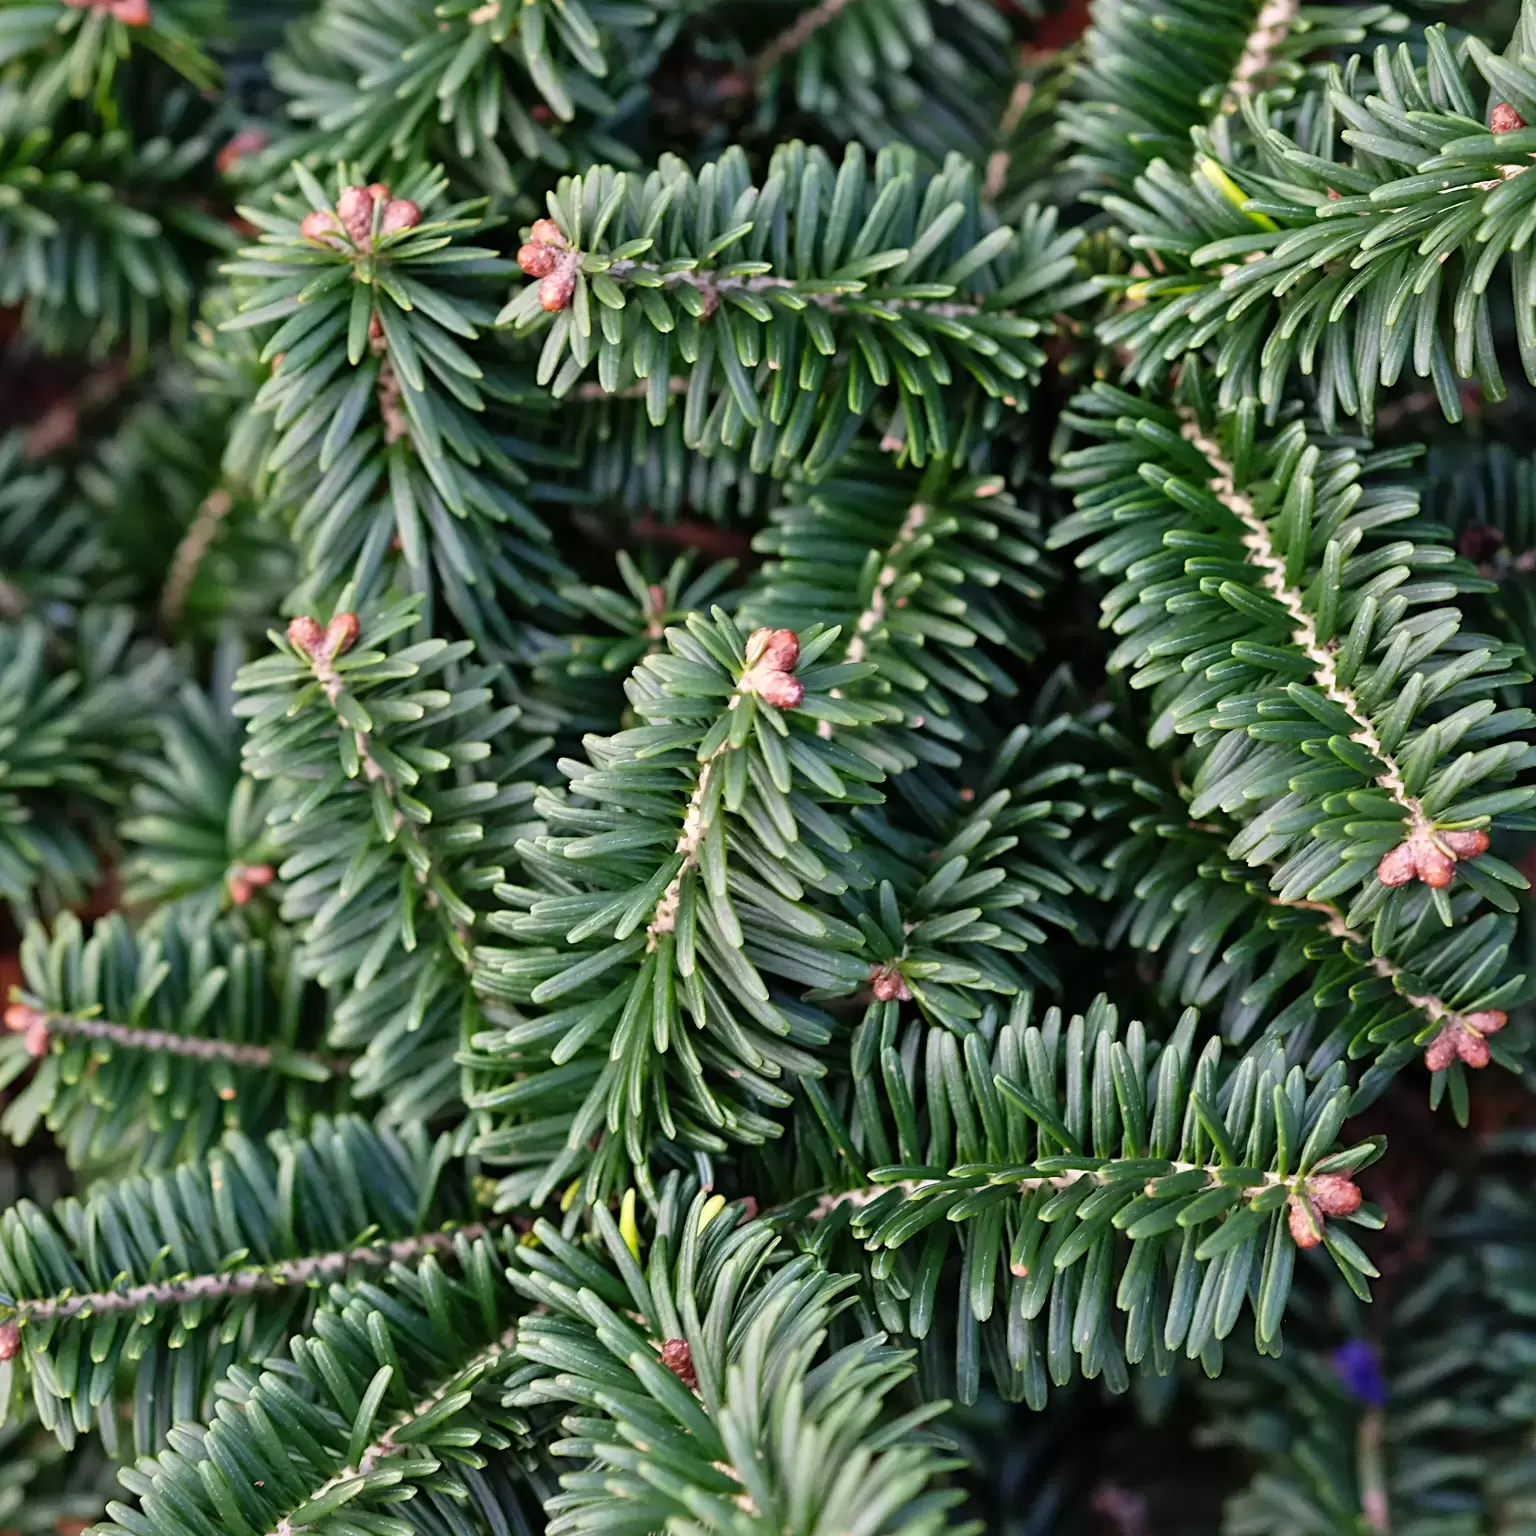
[1,0,1535,1531]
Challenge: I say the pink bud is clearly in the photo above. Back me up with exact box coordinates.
[1288,1198,1324,1249]
[380,199,421,236]
[521,219,572,287]
[1492,102,1527,133]
[1379,825,1488,889]
[1462,1009,1507,1036]
[1425,1026,1460,1073]
[1440,829,1490,859]
[1376,842,1417,887]
[1424,1007,1507,1073]
[753,671,805,710]
[109,0,151,23]
[870,963,911,1002]
[300,210,342,245]
[748,628,800,673]
[23,1022,49,1059]
[337,185,379,246]
[324,613,360,657]
[288,616,325,655]
[1458,1030,1492,1069]
[4,1003,40,1034]
[0,1322,18,1362]
[517,241,560,278]
[1306,1175,1362,1218]
[1417,844,1455,888]
[539,264,577,313]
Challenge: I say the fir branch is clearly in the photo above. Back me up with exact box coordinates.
[809,1158,1309,1218]
[0,1115,473,1455]
[1055,376,1536,939]
[289,612,407,813]
[468,610,885,1204]
[92,1222,527,1531]
[238,595,544,1122]
[4,1225,489,1323]
[2,1002,350,1079]
[796,997,1379,1405]
[509,1182,975,1536]
[1176,409,1429,836]
[1222,0,1301,113]
[745,453,1051,769]
[267,1322,520,1536]
[263,0,660,189]
[1096,30,1536,428]
[1088,730,1526,1118]
[1,910,334,1164]
[221,166,563,642]
[1062,1,1407,194]
[581,253,991,322]
[501,144,1089,476]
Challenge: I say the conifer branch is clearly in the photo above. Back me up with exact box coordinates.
[1256,885,1491,1055]
[1223,0,1300,111]
[1310,909,1508,1071]
[268,1323,520,1536]
[4,1226,490,1324]
[289,613,397,799]
[810,1159,1311,1219]
[1055,378,1536,932]
[815,496,930,739]
[502,146,1088,475]
[2,1002,351,1078]
[587,255,991,321]
[1092,736,1523,1099]
[1176,409,1429,835]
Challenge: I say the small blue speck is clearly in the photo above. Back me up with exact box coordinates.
[1330,1339,1388,1406]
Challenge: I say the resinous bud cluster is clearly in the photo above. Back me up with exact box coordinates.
[1287,1173,1363,1250]
[301,185,421,252]
[740,627,804,709]
[1376,826,1489,889]
[517,218,580,313]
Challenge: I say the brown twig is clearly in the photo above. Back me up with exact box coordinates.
[160,487,234,627]
[752,0,859,78]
